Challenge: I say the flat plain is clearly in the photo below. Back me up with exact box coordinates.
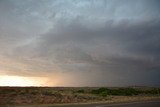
[0,87,160,107]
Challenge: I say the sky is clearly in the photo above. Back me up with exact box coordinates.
[0,0,160,87]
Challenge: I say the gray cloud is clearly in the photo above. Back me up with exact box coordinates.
[0,0,160,86]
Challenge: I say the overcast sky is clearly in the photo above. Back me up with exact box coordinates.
[0,0,160,87]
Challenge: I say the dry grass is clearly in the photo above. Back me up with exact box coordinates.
[0,87,159,106]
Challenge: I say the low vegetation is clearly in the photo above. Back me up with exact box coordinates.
[0,87,160,106]
[91,87,160,96]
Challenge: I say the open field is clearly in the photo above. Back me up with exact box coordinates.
[0,87,160,106]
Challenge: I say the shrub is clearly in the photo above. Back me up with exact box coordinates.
[91,88,141,96]
[77,89,85,93]
[42,90,55,95]
[100,91,108,97]
[91,88,109,97]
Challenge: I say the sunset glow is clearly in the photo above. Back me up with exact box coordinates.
[0,76,50,86]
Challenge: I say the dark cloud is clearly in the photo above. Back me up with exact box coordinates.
[30,18,160,86]
[0,0,160,86]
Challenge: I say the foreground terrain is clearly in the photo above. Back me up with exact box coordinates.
[58,101,160,107]
[0,87,160,106]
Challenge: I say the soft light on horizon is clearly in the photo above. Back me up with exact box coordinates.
[0,75,51,87]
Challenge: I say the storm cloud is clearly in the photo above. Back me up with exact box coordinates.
[0,0,160,86]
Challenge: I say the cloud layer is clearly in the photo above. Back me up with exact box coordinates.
[0,0,160,86]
